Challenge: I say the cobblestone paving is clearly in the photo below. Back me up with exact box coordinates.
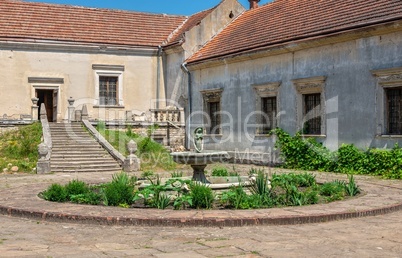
[1,212,402,257]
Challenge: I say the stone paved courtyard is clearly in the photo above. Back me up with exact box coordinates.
[0,166,402,257]
[1,211,402,257]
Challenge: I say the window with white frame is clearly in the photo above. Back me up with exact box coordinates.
[201,89,223,135]
[253,82,281,134]
[92,64,124,107]
[293,76,326,135]
[372,67,402,135]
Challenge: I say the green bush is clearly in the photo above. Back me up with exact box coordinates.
[272,128,402,179]
[70,192,101,205]
[65,180,89,198]
[42,183,68,202]
[211,167,229,177]
[190,183,214,209]
[103,172,135,206]
[319,181,345,202]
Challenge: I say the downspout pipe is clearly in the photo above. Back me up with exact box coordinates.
[181,62,192,150]
[156,45,162,109]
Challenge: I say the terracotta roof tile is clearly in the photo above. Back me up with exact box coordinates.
[0,0,187,47]
[188,0,402,64]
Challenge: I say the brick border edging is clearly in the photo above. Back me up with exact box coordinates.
[1,202,402,227]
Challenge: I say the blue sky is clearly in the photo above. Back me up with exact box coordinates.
[25,0,272,15]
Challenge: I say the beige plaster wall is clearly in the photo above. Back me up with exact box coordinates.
[182,0,245,59]
[0,48,161,122]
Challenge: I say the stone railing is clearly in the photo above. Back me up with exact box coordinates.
[37,103,52,174]
[82,117,140,172]
[82,119,125,165]
[150,108,184,124]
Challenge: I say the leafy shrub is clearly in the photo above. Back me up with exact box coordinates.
[173,194,193,210]
[250,169,271,196]
[155,193,171,209]
[319,181,345,202]
[190,183,214,209]
[103,172,135,206]
[272,128,402,179]
[211,167,229,177]
[65,180,89,198]
[170,171,183,178]
[271,173,316,188]
[42,183,68,202]
[70,192,101,205]
[345,174,360,196]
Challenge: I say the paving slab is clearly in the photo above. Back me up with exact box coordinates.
[0,167,402,227]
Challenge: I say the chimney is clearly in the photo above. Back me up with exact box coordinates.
[249,0,260,9]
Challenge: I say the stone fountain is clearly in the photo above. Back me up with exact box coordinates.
[170,127,230,183]
[139,128,251,190]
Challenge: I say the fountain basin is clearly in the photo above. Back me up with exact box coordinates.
[170,151,230,183]
[138,176,252,190]
[170,151,230,165]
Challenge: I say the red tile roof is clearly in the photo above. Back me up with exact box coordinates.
[165,8,216,46]
[0,0,187,47]
[188,0,402,64]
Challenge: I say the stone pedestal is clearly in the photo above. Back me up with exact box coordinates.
[123,154,141,172]
[191,164,210,183]
[67,97,75,123]
[81,104,88,120]
[37,160,51,174]
[32,106,39,121]
[37,143,51,174]
[122,140,140,172]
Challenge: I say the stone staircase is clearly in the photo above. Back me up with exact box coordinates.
[49,123,122,173]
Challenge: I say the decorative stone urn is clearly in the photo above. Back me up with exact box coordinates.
[31,97,39,106]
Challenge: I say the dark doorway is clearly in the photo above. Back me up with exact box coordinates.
[36,89,57,122]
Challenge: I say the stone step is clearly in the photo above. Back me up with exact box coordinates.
[51,167,122,173]
[51,156,115,161]
[51,163,120,168]
[52,144,102,149]
[49,122,122,173]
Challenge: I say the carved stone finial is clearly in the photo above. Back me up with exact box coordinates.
[68,97,75,106]
[127,140,137,155]
[38,143,49,160]
[193,127,203,153]
[31,97,39,105]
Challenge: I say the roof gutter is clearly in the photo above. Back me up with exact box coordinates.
[156,45,162,109]
[181,62,192,150]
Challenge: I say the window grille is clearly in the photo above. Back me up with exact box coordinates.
[387,88,402,134]
[261,96,277,133]
[208,101,221,134]
[303,93,321,134]
[99,76,118,105]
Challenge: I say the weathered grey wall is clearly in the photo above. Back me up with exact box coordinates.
[189,30,402,158]
[164,0,245,106]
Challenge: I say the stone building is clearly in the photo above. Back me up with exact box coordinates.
[185,0,402,162]
[1,0,402,162]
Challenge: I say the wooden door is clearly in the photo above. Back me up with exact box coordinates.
[52,90,58,122]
